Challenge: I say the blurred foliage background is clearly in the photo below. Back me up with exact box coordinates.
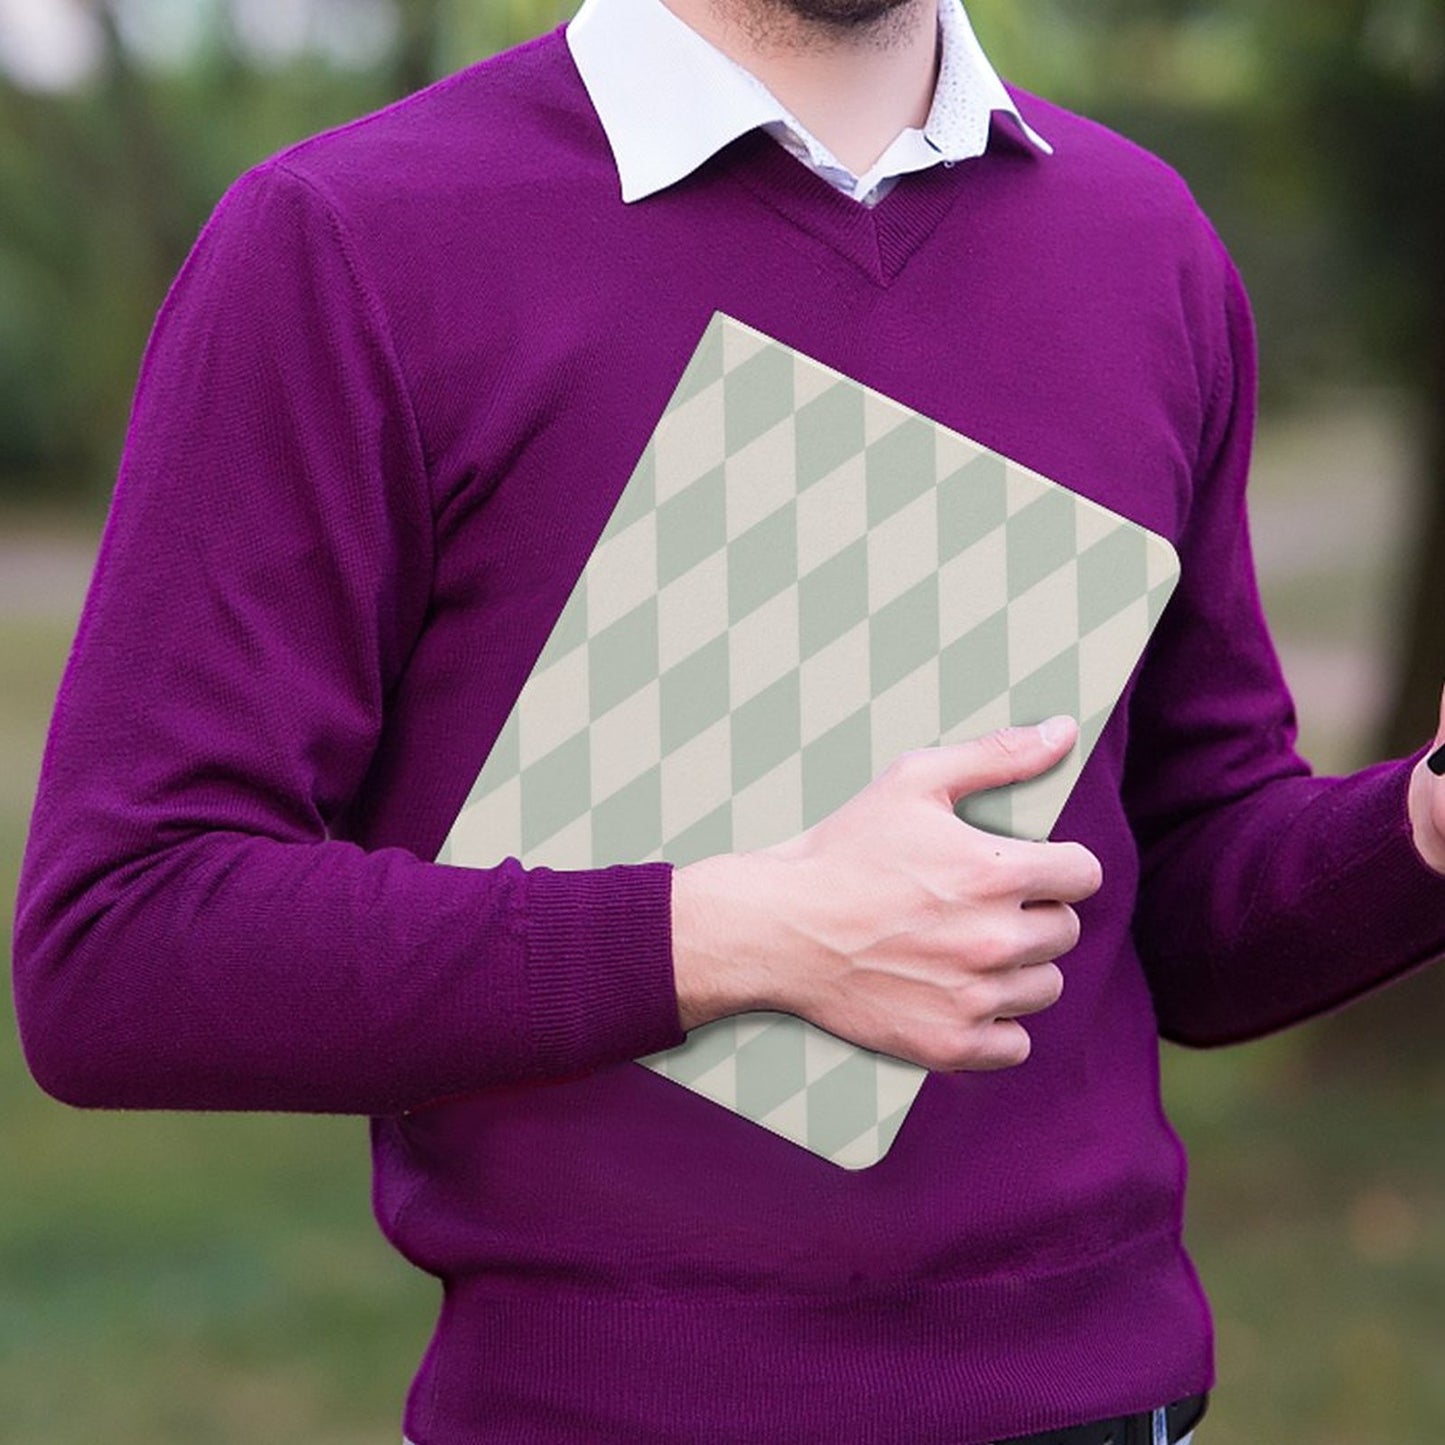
[2,0,1443,1440]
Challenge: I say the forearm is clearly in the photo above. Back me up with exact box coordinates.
[1135,748,1445,1046]
[14,817,683,1114]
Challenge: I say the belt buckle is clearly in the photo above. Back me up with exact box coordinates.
[1126,1404,1176,1445]
[993,1391,1205,1445]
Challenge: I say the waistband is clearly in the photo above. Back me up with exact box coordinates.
[401,1228,1213,1443]
[997,1392,1208,1444]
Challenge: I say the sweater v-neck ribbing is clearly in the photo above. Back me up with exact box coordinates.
[713,123,1036,286]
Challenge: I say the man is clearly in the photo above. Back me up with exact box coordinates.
[13,0,1445,1441]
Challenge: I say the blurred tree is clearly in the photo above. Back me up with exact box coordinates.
[1284,0,1445,1072]
[0,0,402,511]
[1296,0,1445,764]
[0,0,494,513]
[397,0,447,96]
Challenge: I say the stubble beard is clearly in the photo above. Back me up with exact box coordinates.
[712,0,926,52]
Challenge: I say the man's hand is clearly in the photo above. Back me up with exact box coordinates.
[670,717,1102,1072]
[1407,682,1445,876]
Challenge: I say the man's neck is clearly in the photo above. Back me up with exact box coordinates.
[658,0,940,178]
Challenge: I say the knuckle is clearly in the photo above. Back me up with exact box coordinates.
[1057,906,1082,952]
[969,843,1016,896]
[965,975,1010,1023]
[884,748,928,784]
[1000,962,1063,1017]
[913,879,953,928]
[1038,962,1065,1005]
[905,1022,964,1073]
[1004,1027,1033,1066]
[927,1018,1034,1073]
[985,1022,1032,1069]
[970,921,1018,971]
[1061,842,1103,894]
[984,727,1028,763]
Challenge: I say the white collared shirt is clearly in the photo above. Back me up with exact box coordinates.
[566,0,1051,207]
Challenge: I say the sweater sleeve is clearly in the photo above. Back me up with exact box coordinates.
[1122,223,1445,1047]
[11,160,686,1115]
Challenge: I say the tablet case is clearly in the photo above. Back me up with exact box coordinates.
[436,311,1180,1169]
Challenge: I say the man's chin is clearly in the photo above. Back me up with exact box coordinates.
[779,0,917,25]
[722,0,924,44]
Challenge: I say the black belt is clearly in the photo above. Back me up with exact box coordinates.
[994,1392,1208,1445]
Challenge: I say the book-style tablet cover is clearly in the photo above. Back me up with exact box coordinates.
[436,312,1180,1169]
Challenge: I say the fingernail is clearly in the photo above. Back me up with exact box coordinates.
[1429,742,1445,777]
[1038,715,1075,749]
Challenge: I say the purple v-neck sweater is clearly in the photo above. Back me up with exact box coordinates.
[14,24,1445,1444]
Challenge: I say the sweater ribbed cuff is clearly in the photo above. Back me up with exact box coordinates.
[1347,747,1445,951]
[1287,747,1445,984]
[522,859,686,1077]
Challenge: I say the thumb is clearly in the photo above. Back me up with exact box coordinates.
[893,716,1079,804]
[1428,682,1445,776]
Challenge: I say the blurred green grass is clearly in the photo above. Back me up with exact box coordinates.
[4,394,1445,1443]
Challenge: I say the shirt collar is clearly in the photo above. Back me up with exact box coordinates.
[566,0,1051,204]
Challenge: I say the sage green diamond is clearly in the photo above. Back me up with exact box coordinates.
[798,535,868,660]
[807,1051,880,1161]
[940,611,1009,731]
[728,500,798,624]
[724,344,794,456]
[657,466,726,589]
[1078,528,1148,635]
[1007,487,1077,597]
[866,415,936,527]
[592,762,662,862]
[589,597,658,719]
[877,1105,910,1150]
[658,1015,738,1085]
[731,669,800,794]
[795,380,866,491]
[800,704,873,821]
[939,454,1009,561]
[660,632,731,754]
[870,573,939,695]
[958,782,1012,839]
[666,799,734,867]
[737,1018,807,1118]
[1010,644,1082,728]
[520,729,590,854]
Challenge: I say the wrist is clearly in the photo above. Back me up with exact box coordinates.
[670,852,785,1030]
